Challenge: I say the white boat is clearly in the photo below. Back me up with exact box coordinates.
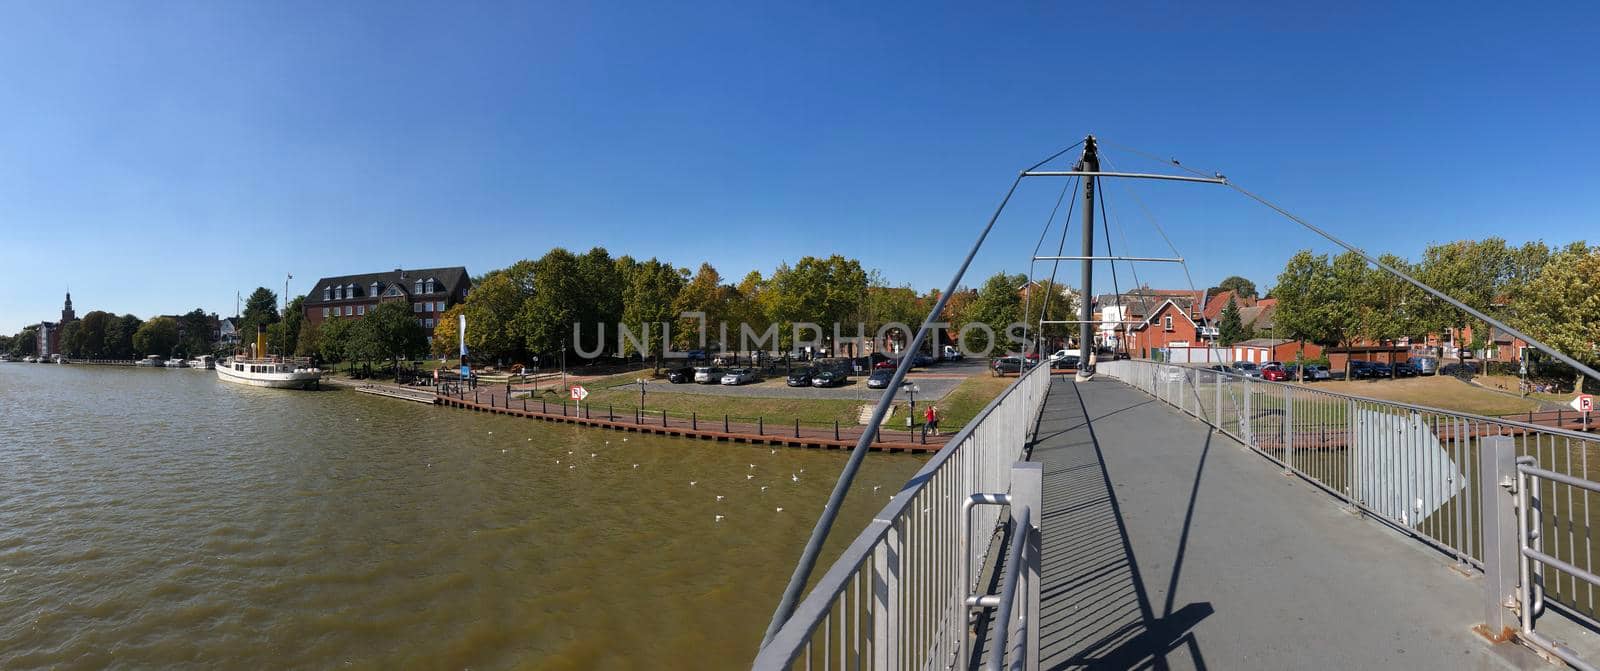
[0,354,14,362]
[22,356,36,363]
[216,356,322,389]
[136,355,165,367]
[164,358,188,368]
[188,355,215,370]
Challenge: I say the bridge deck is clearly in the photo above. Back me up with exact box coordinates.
[1022,377,1548,670]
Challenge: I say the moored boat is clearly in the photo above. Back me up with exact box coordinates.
[164,357,188,368]
[136,355,165,367]
[188,355,215,370]
[215,329,320,389]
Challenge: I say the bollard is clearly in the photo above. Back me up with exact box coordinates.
[758,417,763,435]
[662,410,667,427]
[636,408,641,424]
[724,415,729,433]
[834,421,840,441]
[562,401,567,417]
[609,404,614,421]
[542,398,547,413]
[692,412,697,430]
[795,419,799,438]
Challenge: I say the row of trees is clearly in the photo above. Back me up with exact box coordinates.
[431,247,1082,370]
[1269,239,1599,390]
[4,311,220,360]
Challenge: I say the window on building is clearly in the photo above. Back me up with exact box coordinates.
[413,302,422,312]
[425,318,434,328]
[348,283,356,298]
[1164,315,1174,332]
[426,278,435,293]
[424,301,433,312]
[345,306,353,316]
[322,307,329,318]
[415,279,423,294]
[323,287,330,301]
[333,285,341,300]
[357,305,366,316]
[370,282,379,297]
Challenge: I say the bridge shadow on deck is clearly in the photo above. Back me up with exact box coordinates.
[1019,377,1539,671]
[1030,381,1211,670]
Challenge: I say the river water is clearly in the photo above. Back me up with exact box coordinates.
[0,363,922,669]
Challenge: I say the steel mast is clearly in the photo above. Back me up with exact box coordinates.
[1075,136,1099,381]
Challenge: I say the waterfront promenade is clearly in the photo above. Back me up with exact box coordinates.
[982,377,1565,669]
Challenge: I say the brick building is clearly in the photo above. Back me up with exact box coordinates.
[303,267,471,341]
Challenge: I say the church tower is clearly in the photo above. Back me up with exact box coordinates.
[62,292,76,323]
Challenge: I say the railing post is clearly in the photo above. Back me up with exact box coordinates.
[1282,384,1294,474]
[1476,435,1520,642]
[1012,461,1043,671]
[1242,378,1253,446]
[1346,398,1359,510]
[872,522,902,671]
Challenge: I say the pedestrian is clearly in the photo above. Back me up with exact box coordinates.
[925,405,939,436]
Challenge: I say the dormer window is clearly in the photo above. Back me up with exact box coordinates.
[347,283,356,298]
[323,287,330,301]
[334,285,342,300]
[425,278,435,293]
[414,279,423,294]
[370,282,379,297]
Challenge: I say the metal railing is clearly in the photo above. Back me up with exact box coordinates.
[1098,359,1600,665]
[753,363,1051,670]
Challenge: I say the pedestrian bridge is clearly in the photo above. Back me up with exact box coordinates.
[754,362,1600,670]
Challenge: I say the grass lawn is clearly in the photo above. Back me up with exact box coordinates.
[932,374,1015,431]
[1302,376,1543,416]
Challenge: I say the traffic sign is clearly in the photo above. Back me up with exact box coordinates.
[570,385,589,401]
[1572,394,1594,413]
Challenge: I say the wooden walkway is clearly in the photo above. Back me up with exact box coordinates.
[436,387,947,453]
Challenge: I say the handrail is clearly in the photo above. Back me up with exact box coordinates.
[752,364,1050,669]
[989,505,1032,671]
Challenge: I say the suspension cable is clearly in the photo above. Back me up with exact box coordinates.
[1024,176,1079,354]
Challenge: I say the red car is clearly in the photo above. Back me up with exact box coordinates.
[1261,365,1289,382]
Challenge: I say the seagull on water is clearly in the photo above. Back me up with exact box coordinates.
[715,515,725,522]
[792,474,799,483]
[690,481,698,486]
[716,495,724,501]
[746,474,754,480]
[633,464,639,469]
[776,507,784,512]
[761,486,769,492]
[590,453,597,458]
[749,464,755,469]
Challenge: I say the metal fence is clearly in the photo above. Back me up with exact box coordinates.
[1098,359,1600,665]
[753,362,1051,670]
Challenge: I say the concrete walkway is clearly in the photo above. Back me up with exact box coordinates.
[1024,377,1548,670]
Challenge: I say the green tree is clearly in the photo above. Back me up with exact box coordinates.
[1217,297,1246,346]
[176,309,215,357]
[1272,251,1339,348]
[133,317,180,356]
[107,315,141,359]
[432,303,465,358]
[354,301,428,364]
[1517,243,1600,393]
[620,258,685,370]
[282,296,305,356]
[963,272,1027,355]
[1207,275,1258,300]
[470,261,536,362]
[318,316,356,365]
[59,320,83,357]
[75,311,114,358]
[672,263,733,349]
[295,320,321,357]
[238,287,280,347]
[13,327,39,356]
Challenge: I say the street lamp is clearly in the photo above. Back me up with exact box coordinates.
[903,381,920,428]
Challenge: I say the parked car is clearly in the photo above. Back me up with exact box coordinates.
[786,369,814,387]
[720,368,757,385]
[812,370,849,388]
[1051,355,1080,370]
[666,366,695,384]
[1391,362,1420,378]
[1348,361,1390,380]
[685,350,708,361]
[1048,349,1074,362]
[1302,364,1331,381]
[1261,365,1289,382]
[1440,362,1475,378]
[1158,366,1187,382]
[1230,361,1263,379]
[866,370,895,389]
[693,366,724,384]
[911,354,934,367]
[992,357,1025,376]
[1413,355,1439,375]
[874,359,898,370]
[941,345,964,361]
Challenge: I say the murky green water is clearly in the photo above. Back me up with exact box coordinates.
[0,363,921,669]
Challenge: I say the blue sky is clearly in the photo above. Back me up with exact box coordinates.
[3,2,1598,334]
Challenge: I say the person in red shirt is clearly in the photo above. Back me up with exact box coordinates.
[924,405,939,436]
